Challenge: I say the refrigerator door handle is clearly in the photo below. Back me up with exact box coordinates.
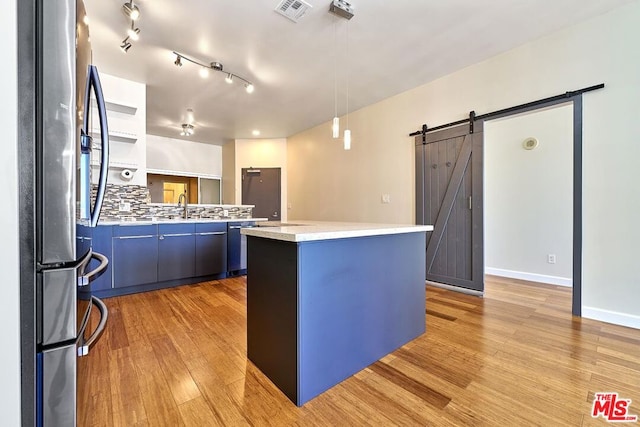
[85,65,110,227]
[78,296,108,357]
[78,251,109,287]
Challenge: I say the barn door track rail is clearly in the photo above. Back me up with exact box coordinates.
[410,83,604,143]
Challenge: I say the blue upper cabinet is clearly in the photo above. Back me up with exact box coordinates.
[158,223,196,281]
[112,225,158,288]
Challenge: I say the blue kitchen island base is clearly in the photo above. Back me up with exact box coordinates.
[246,230,427,406]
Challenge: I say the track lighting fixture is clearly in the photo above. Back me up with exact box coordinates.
[120,37,132,53]
[171,51,255,94]
[122,1,140,21]
[118,2,141,52]
[180,124,194,136]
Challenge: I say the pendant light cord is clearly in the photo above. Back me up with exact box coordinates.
[334,18,338,118]
[345,20,349,129]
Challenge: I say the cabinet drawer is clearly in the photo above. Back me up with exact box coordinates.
[195,222,227,233]
[159,223,195,235]
[113,224,157,237]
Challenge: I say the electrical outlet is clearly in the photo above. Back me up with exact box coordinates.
[119,201,131,212]
[547,254,556,264]
[381,194,391,204]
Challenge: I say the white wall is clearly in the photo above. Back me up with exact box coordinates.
[484,105,573,287]
[98,73,147,185]
[234,139,287,221]
[287,2,640,328]
[147,134,223,177]
[1,0,22,423]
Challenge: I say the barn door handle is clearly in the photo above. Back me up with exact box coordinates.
[273,211,278,217]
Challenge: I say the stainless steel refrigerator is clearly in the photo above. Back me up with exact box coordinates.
[35,0,110,424]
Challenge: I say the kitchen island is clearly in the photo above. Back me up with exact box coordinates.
[242,221,433,406]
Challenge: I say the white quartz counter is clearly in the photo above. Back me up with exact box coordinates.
[99,217,269,226]
[241,221,433,242]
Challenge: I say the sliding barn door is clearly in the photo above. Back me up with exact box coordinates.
[415,123,484,292]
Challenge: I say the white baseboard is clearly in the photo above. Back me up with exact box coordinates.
[485,267,572,287]
[582,307,640,330]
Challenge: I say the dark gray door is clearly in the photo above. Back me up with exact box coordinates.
[242,168,281,221]
[415,123,484,292]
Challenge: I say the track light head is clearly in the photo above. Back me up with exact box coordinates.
[122,2,140,20]
[127,26,140,41]
[225,74,233,84]
[120,38,132,53]
[245,83,255,94]
[212,62,223,71]
[174,55,182,67]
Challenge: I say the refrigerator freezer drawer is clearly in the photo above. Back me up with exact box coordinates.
[39,268,79,346]
[38,343,77,426]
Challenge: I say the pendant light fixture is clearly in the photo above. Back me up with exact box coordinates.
[328,0,355,150]
[343,19,351,150]
[331,19,339,139]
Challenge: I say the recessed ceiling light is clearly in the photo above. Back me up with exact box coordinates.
[199,67,209,78]
[252,130,260,136]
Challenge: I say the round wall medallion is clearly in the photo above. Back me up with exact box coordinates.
[522,137,539,150]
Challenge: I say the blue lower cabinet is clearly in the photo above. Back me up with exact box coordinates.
[195,223,227,276]
[112,225,158,288]
[90,225,112,291]
[158,223,196,281]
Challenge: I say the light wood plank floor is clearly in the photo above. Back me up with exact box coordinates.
[78,275,640,426]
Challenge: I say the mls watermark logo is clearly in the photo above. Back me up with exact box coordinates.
[592,392,638,422]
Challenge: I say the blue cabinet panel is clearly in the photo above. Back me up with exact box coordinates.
[112,229,158,288]
[158,228,195,281]
[195,229,227,277]
[89,225,112,291]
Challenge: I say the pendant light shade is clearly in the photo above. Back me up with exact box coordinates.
[344,129,351,150]
[332,117,340,139]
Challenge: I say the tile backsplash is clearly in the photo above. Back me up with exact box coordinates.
[92,184,253,221]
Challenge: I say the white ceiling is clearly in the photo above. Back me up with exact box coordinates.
[84,0,634,145]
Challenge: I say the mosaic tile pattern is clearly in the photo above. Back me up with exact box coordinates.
[92,184,253,221]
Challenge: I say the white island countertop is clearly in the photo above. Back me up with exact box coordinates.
[241,220,433,243]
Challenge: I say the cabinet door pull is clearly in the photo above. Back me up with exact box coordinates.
[116,235,154,239]
[198,232,226,235]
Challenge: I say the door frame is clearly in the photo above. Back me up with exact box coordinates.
[416,94,585,316]
[479,96,583,316]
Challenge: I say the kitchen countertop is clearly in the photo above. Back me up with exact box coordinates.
[241,220,433,242]
[99,218,269,226]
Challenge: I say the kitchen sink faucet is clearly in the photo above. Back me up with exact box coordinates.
[177,192,188,219]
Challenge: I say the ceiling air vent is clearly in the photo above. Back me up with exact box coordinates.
[275,0,313,22]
